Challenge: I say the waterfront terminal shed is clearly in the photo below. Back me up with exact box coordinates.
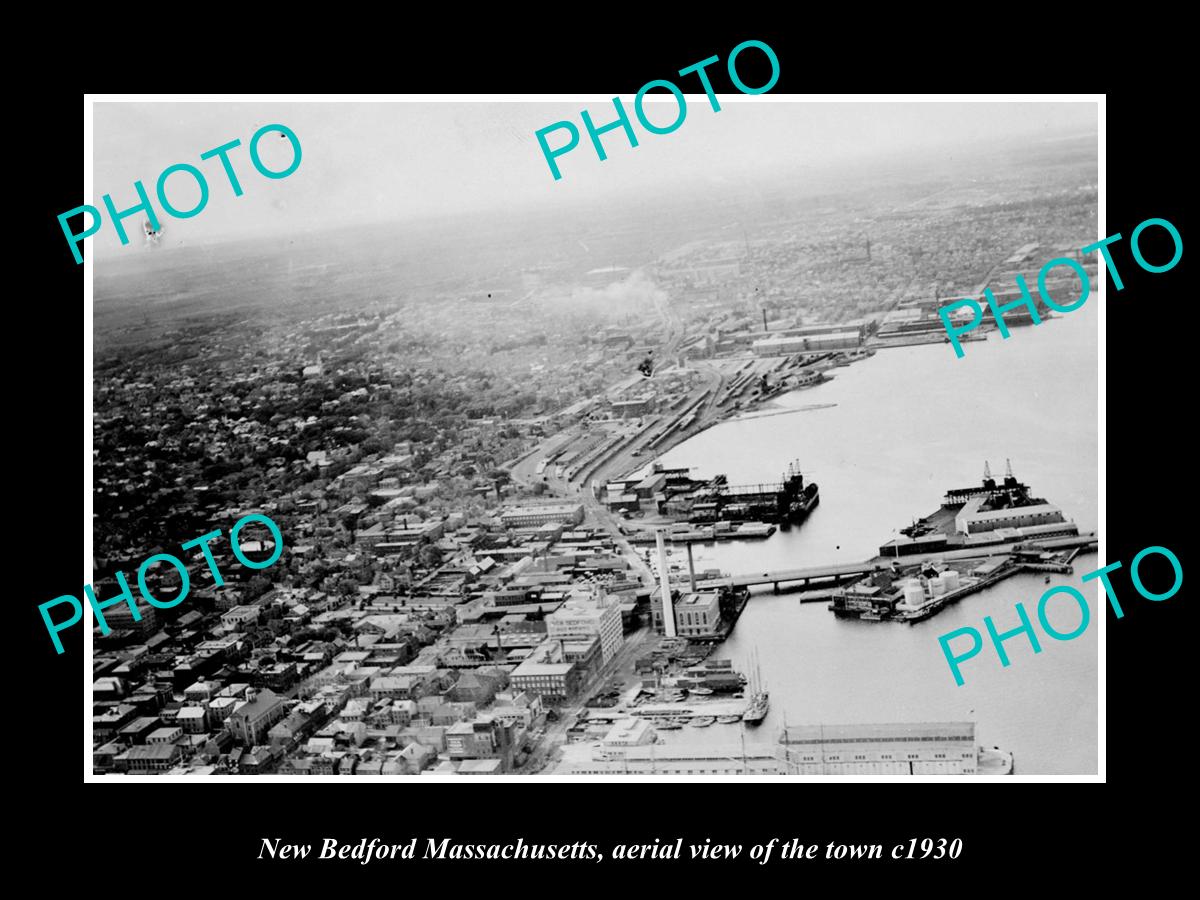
[780,722,979,775]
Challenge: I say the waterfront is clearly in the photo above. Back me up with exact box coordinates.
[86,102,1102,780]
[650,301,1099,775]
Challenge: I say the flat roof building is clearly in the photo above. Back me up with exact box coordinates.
[546,593,624,664]
[510,640,582,705]
[499,503,584,529]
[125,743,184,774]
[673,591,721,638]
[954,496,1065,535]
[752,331,861,356]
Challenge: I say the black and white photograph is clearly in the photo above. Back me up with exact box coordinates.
[82,96,1102,780]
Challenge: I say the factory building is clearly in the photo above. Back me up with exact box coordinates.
[672,591,721,637]
[499,503,585,529]
[610,395,656,418]
[751,331,861,356]
[650,588,722,638]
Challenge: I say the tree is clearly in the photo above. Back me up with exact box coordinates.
[243,575,273,602]
[418,544,443,569]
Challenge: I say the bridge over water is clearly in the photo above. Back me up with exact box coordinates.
[680,560,886,593]
[672,531,1097,594]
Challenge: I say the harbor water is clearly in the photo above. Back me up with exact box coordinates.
[652,303,1099,774]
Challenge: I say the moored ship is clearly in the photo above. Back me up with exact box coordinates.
[978,745,1015,775]
[648,460,819,526]
[742,648,769,726]
[743,691,769,725]
[788,481,820,521]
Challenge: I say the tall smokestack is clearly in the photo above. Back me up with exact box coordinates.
[686,542,697,594]
[762,308,768,332]
[655,529,676,637]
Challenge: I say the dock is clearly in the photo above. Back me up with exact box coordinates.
[628,699,749,719]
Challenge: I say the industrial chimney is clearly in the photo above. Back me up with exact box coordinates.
[655,529,676,638]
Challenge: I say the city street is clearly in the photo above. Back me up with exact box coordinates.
[520,624,658,773]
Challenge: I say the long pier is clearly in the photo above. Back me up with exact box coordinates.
[678,532,1098,594]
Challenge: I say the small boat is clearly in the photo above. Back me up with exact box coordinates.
[689,687,714,696]
[716,715,741,724]
[689,716,716,727]
[656,720,683,731]
[1044,576,1051,584]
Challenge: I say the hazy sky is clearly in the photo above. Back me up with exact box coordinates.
[91,100,1097,258]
